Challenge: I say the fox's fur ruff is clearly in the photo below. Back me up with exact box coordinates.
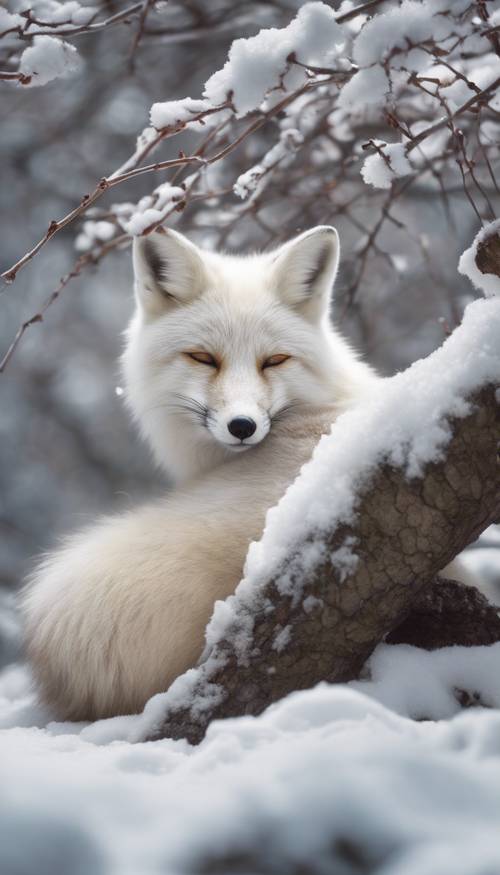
[23,226,380,720]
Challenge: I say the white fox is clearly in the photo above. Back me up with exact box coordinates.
[22,226,380,721]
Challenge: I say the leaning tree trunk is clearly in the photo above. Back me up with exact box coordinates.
[386,577,500,650]
[145,237,500,746]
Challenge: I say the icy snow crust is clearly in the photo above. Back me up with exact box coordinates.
[2,650,500,874]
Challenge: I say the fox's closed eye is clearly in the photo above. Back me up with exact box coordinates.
[185,351,218,367]
[262,354,291,369]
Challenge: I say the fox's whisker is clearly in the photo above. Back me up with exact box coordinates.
[270,399,303,424]
[145,395,211,425]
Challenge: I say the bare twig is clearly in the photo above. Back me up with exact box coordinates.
[0,236,128,373]
[129,0,157,63]
[4,3,144,41]
[1,156,203,284]
[407,76,500,153]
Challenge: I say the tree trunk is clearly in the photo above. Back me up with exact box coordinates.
[149,385,499,744]
[387,576,500,649]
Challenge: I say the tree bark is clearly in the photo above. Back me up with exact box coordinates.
[149,385,499,744]
[387,576,500,649]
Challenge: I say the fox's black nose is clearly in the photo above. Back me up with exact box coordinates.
[227,417,257,441]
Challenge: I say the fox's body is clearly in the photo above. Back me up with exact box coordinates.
[24,408,338,720]
[23,226,379,720]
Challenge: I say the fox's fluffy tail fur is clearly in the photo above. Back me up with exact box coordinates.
[22,410,335,720]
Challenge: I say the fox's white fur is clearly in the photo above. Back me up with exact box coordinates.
[22,226,381,720]
[123,226,376,483]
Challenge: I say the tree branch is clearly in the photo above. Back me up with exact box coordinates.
[387,577,500,650]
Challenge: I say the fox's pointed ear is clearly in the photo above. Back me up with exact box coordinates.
[271,226,340,322]
[133,229,208,317]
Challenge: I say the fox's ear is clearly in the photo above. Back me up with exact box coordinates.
[132,229,207,317]
[271,226,339,322]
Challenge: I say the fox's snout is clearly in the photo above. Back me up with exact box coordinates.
[209,405,270,451]
[227,416,257,441]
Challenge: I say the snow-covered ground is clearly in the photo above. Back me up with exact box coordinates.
[1,535,499,875]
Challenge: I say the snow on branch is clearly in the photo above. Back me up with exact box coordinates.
[459,220,500,298]
[17,34,81,86]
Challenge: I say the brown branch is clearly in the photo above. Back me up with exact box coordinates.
[336,0,387,23]
[7,4,144,40]
[129,0,156,61]
[0,155,203,284]
[407,76,500,153]
[0,70,30,83]
[0,75,325,288]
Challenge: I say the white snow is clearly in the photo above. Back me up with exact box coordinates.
[458,219,500,298]
[150,97,214,131]
[0,9,23,30]
[302,594,324,613]
[272,624,292,652]
[204,2,345,117]
[460,526,500,606]
[2,647,500,874]
[234,129,303,199]
[330,536,359,582]
[18,35,82,87]
[13,1,97,27]
[352,642,500,719]
[124,184,185,236]
[75,220,116,252]
[352,0,457,68]
[361,142,413,189]
[338,65,389,110]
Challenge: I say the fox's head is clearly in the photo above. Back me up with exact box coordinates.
[123,225,370,482]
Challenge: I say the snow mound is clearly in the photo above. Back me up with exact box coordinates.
[2,655,500,874]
